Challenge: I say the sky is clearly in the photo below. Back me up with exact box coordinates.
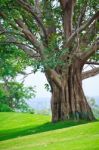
[82,75,99,97]
[18,67,99,99]
[23,71,51,98]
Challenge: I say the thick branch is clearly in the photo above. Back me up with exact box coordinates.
[17,44,40,58]
[82,67,99,80]
[0,14,42,59]
[60,0,76,39]
[59,0,69,9]
[46,69,62,89]
[0,23,40,58]
[15,19,44,55]
[66,11,99,47]
[17,0,48,43]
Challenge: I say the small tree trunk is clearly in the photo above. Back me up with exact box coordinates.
[50,66,95,122]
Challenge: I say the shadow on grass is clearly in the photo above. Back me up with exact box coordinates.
[0,120,95,141]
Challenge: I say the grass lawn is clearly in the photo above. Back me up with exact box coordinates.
[0,112,99,150]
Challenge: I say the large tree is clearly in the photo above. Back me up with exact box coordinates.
[0,0,99,122]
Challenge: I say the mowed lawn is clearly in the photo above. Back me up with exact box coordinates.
[0,112,99,150]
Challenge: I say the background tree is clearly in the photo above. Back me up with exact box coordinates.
[0,81,35,112]
[87,97,99,119]
[0,0,99,122]
[0,44,35,112]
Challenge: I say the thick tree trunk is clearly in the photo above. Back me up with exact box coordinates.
[49,66,95,122]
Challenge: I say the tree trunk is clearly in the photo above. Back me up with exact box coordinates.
[49,65,95,122]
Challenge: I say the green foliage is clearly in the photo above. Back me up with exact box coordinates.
[0,0,98,72]
[0,103,12,112]
[90,53,99,62]
[0,81,35,112]
[43,47,69,69]
[0,44,35,112]
[0,0,13,6]
[0,45,30,78]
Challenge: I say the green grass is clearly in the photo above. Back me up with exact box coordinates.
[0,112,87,141]
[0,112,99,150]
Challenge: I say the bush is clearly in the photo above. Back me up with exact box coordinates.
[0,103,12,112]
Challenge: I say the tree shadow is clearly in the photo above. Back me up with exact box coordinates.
[0,120,95,141]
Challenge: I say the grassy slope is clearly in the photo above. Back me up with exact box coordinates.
[0,112,86,141]
[0,112,99,150]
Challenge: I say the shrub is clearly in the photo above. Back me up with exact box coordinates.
[0,103,12,112]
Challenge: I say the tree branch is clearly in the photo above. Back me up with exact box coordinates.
[0,30,24,37]
[60,0,76,39]
[46,69,62,89]
[15,19,45,56]
[17,44,40,58]
[0,12,20,30]
[82,67,99,80]
[20,71,35,84]
[77,2,87,27]
[59,0,69,9]
[0,40,40,58]
[0,21,40,58]
[86,61,99,65]
[81,40,99,64]
[17,0,48,44]
[66,11,99,47]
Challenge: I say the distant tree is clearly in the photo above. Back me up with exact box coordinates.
[87,97,99,119]
[0,44,35,112]
[0,0,99,122]
[0,81,35,112]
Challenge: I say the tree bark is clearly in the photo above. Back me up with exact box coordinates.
[47,64,95,122]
